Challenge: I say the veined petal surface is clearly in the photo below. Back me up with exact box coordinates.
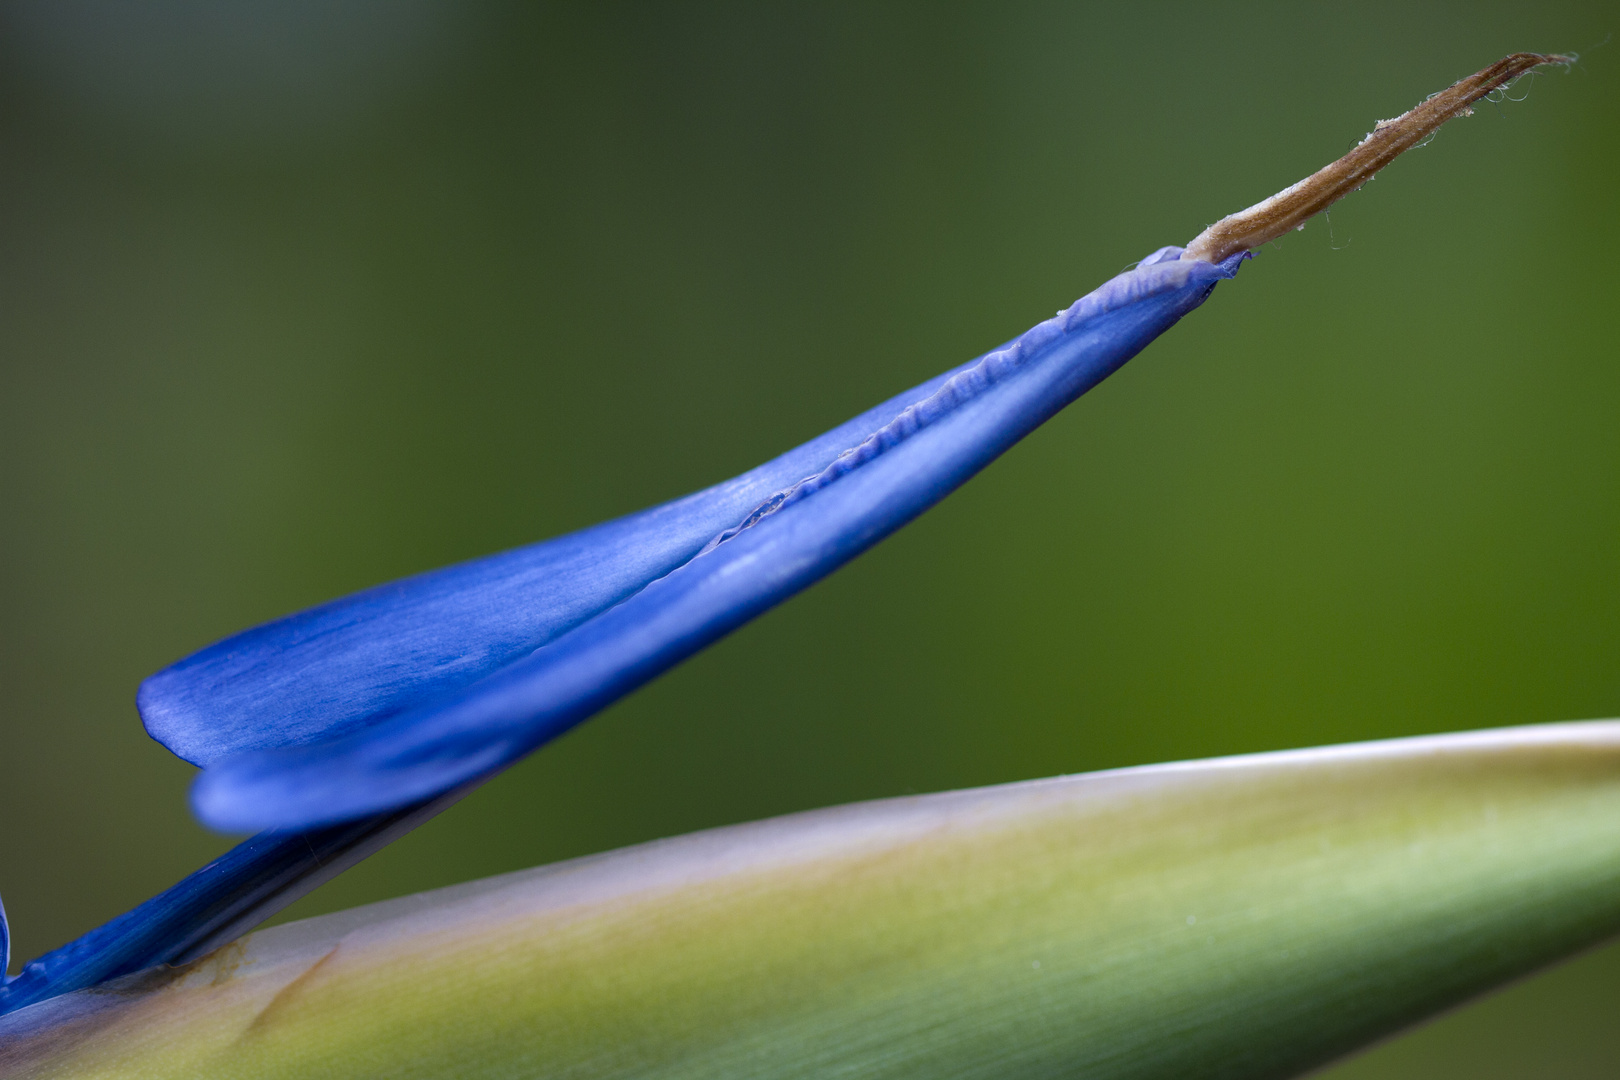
[184,247,1244,831]
[137,365,979,766]
[8,722,1620,1080]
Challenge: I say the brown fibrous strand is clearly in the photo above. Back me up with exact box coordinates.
[1183,52,1575,264]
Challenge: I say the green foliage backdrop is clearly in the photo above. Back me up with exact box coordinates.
[0,3,1614,1074]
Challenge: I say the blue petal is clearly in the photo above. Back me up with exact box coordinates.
[189,248,1246,832]
[1,890,10,984]
[138,366,985,766]
[1,248,1243,1016]
[0,789,468,1015]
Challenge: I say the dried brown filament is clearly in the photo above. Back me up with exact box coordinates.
[1183,52,1574,264]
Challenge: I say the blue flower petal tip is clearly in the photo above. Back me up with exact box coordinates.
[149,247,1246,833]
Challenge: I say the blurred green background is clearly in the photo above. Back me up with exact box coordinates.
[1,1,1615,1074]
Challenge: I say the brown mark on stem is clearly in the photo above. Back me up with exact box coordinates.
[1183,52,1575,264]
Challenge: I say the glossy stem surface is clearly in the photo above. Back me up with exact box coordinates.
[6,723,1620,1079]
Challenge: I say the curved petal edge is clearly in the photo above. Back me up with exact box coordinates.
[192,246,1246,832]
